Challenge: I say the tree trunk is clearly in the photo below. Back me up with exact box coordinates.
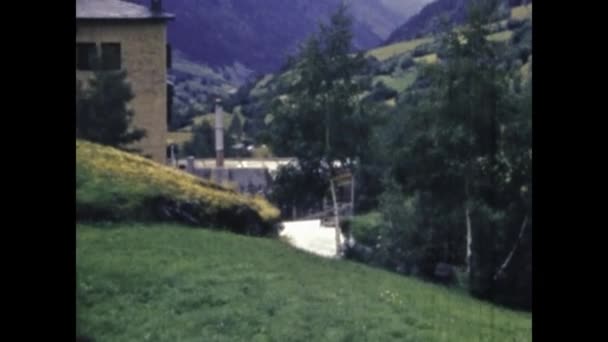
[493,215,529,280]
[465,203,473,275]
[329,178,342,255]
[464,179,473,275]
[350,173,355,217]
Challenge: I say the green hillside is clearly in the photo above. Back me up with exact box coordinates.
[228,4,532,150]
[77,224,532,342]
[367,37,433,61]
[76,140,279,235]
[366,4,530,63]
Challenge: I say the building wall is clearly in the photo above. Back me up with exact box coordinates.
[76,20,168,163]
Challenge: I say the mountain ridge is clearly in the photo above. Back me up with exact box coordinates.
[127,0,431,73]
[385,0,531,44]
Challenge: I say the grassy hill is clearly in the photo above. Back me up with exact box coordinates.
[368,3,530,62]
[76,140,279,235]
[77,224,532,342]
[367,37,433,61]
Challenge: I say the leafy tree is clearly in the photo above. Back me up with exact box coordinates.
[267,2,371,251]
[182,122,215,158]
[269,163,328,219]
[76,70,146,151]
[378,0,531,309]
[226,115,251,158]
[227,115,244,143]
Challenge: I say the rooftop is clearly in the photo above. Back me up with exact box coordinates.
[76,0,175,20]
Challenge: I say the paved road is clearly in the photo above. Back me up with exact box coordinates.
[279,219,346,258]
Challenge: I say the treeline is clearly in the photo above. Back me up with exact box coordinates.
[265,0,531,311]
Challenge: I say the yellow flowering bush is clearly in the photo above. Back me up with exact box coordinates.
[76,140,280,235]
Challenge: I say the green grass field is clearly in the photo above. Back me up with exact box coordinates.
[77,224,532,342]
[367,37,434,61]
[487,30,514,42]
[373,69,418,93]
[414,53,439,64]
[511,4,532,21]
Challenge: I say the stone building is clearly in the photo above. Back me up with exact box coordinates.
[76,0,174,163]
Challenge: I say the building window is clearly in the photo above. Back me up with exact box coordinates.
[167,83,174,126]
[166,44,172,69]
[76,43,97,71]
[101,43,121,70]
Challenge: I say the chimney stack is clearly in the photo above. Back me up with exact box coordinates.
[151,0,162,13]
[215,98,224,168]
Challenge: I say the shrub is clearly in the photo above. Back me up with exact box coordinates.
[507,18,526,31]
[76,70,146,150]
[400,57,415,70]
[343,212,383,247]
[356,76,373,90]
[370,81,398,102]
[518,46,531,64]
[412,45,431,58]
[512,21,531,46]
[376,61,395,75]
[363,56,382,74]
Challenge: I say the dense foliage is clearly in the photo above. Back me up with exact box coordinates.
[346,0,532,310]
[261,0,531,310]
[265,4,374,233]
[76,70,146,152]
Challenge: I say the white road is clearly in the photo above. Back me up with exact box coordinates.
[279,219,347,258]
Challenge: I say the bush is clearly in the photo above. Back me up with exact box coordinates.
[512,21,531,46]
[76,70,146,150]
[370,81,398,102]
[518,46,531,64]
[268,164,327,219]
[343,189,432,278]
[76,140,280,236]
[400,57,415,70]
[363,56,382,74]
[341,214,380,264]
[412,45,432,58]
[376,61,395,75]
[343,212,382,247]
[507,18,526,31]
[356,76,373,90]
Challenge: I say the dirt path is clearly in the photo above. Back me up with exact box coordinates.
[279,219,346,258]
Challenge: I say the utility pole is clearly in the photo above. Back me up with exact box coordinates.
[214,98,224,183]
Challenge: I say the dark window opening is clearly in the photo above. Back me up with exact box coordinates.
[76,43,97,71]
[166,44,172,69]
[167,83,174,126]
[101,43,121,70]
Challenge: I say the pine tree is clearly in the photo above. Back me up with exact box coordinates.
[76,70,146,151]
[182,121,215,158]
[267,2,370,252]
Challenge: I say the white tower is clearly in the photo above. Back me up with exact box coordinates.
[215,98,224,168]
